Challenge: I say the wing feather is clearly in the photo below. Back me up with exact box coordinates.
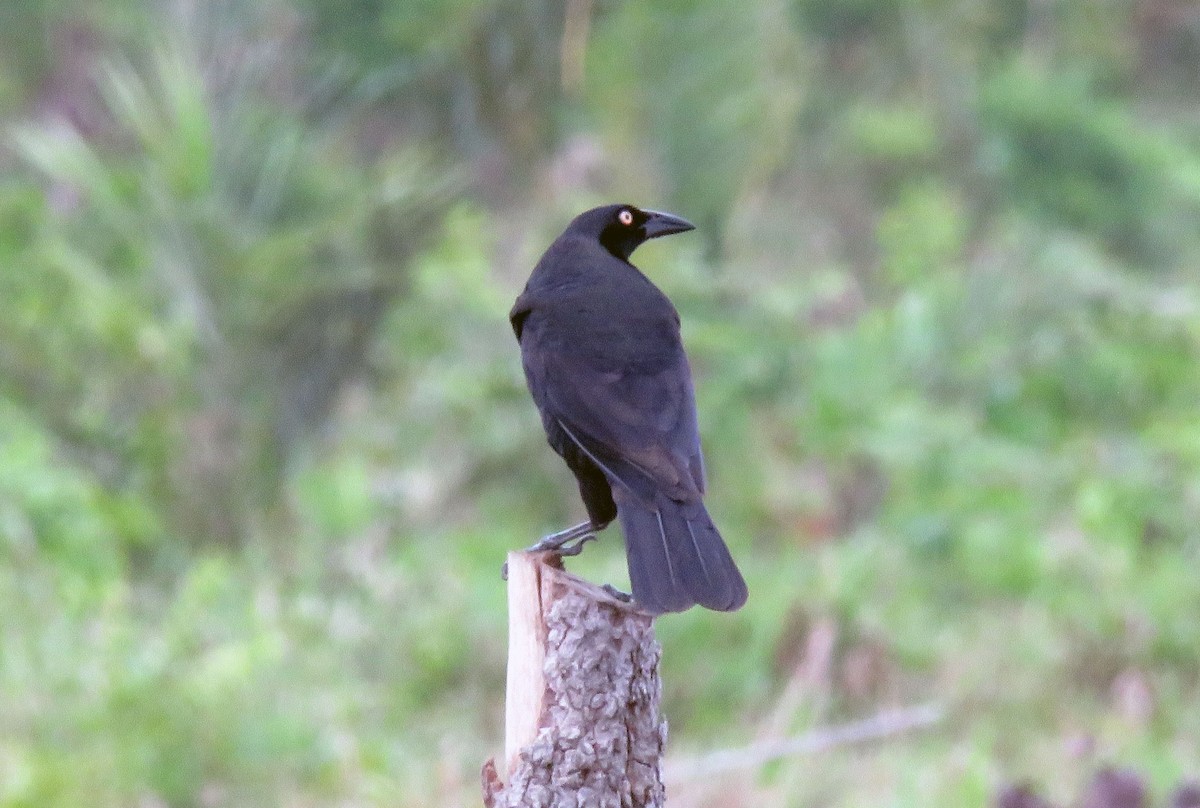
[540,346,706,505]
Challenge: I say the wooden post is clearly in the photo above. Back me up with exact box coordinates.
[482,552,666,808]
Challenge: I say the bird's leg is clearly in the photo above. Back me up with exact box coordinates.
[525,520,597,556]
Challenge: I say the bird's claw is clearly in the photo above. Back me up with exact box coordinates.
[553,532,596,557]
[507,522,598,579]
[602,584,633,603]
[525,530,596,557]
[523,521,597,556]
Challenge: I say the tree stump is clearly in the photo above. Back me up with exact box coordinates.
[482,552,666,808]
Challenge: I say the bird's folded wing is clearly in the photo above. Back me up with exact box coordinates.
[541,349,706,504]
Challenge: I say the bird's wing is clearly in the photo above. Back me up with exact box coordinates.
[538,346,707,505]
[509,295,533,340]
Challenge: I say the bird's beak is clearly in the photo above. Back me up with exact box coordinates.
[642,209,696,240]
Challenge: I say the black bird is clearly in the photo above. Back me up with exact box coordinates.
[510,203,748,614]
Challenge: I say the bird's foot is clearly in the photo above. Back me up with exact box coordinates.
[525,520,597,557]
[554,532,597,557]
[503,522,598,579]
[602,584,633,603]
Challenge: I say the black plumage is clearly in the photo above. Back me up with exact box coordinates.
[510,203,748,614]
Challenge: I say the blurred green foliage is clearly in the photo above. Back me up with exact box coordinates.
[2,0,1200,805]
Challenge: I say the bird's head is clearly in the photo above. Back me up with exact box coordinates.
[567,204,695,261]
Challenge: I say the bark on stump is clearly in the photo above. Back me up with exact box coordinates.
[482,551,666,808]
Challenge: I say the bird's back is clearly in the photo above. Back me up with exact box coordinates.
[514,235,681,369]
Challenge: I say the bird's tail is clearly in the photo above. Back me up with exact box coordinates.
[617,493,748,614]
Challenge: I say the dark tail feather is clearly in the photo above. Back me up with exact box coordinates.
[618,495,748,614]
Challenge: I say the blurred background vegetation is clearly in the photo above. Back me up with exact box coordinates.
[2,0,1200,805]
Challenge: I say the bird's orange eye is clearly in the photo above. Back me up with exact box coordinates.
[618,209,634,226]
